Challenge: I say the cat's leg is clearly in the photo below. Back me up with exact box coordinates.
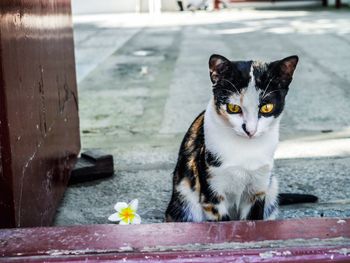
[202,208,231,221]
[202,200,230,221]
[246,176,279,220]
[246,197,265,220]
[166,193,204,222]
[263,176,279,220]
[166,178,204,222]
[202,203,220,221]
[165,191,189,222]
[241,176,279,220]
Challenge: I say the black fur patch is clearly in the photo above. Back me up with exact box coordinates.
[221,214,231,221]
[247,198,265,220]
[210,55,298,119]
[205,150,222,167]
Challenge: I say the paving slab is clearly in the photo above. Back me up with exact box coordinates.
[73,20,140,82]
[55,9,350,226]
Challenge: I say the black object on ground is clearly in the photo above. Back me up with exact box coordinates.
[69,150,114,185]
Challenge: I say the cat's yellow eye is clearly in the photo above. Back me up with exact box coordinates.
[260,103,275,114]
[227,103,242,114]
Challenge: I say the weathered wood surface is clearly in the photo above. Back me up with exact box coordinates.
[0,0,80,228]
[0,218,349,262]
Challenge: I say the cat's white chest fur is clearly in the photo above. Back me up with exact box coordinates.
[204,100,280,219]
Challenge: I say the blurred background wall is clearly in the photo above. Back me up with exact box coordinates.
[72,0,347,14]
[72,0,178,14]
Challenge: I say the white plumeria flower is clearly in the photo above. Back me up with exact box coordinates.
[108,199,141,225]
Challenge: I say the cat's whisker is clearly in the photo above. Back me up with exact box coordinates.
[262,90,280,99]
[221,79,240,94]
[261,76,275,98]
[221,88,236,95]
[212,84,236,96]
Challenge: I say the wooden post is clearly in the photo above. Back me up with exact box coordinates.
[214,0,220,10]
[0,0,80,228]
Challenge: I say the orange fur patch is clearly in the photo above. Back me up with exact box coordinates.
[219,108,230,123]
[187,157,197,174]
[202,204,213,212]
[188,156,201,193]
[195,176,200,193]
[192,114,204,132]
[185,114,204,150]
[251,191,266,202]
[213,99,230,123]
[203,204,218,215]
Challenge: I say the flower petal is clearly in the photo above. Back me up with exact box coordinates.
[114,202,128,212]
[108,213,121,222]
[129,199,138,211]
[119,218,130,225]
[131,214,141,224]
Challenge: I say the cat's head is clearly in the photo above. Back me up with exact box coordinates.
[209,54,298,139]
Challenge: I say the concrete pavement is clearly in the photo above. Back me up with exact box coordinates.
[54,8,350,225]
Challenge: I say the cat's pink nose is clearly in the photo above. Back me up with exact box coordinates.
[242,123,257,138]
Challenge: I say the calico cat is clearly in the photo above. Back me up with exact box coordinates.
[165,54,317,222]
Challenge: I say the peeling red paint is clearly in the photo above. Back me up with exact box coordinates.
[0,218,349,262]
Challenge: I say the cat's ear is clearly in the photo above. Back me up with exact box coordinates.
[209,54,232,84]
[270,55,298,80]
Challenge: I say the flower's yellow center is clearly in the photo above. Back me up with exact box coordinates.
[120,207,135,223]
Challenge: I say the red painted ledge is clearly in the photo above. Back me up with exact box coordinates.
[0,218,349,262]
